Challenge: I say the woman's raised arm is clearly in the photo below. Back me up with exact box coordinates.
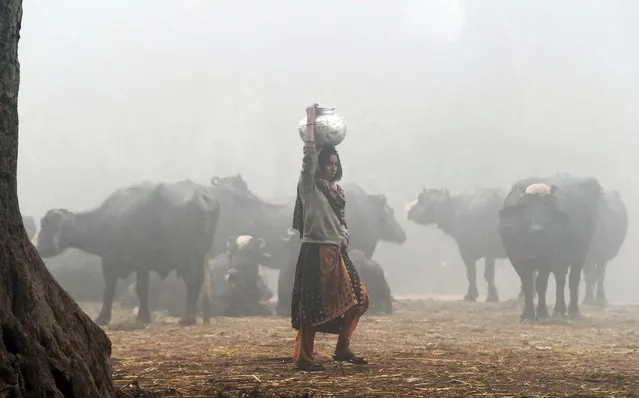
[298,104,318,194]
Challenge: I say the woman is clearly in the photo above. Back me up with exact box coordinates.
[290,103,370,371]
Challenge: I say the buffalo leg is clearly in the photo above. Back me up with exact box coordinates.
[515,264,536,322]
[553,269,567,317]
[567,264,582,319]
[582,262,596,305]
[135,270,151,323]
[484,257,499,302]
[595,261,608,307]
[95,269,117,326]
[462,254,479,302]
[535,268,550,319]
[180,266,204,326]
[517,270,537,301]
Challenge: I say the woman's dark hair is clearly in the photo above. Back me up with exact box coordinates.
[316,146,343,182]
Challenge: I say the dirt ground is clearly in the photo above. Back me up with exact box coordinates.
[88,298,639,397]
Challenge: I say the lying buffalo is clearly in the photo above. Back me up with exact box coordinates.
[582,190,628,307]
[348,249,393,314]
[275,183,407,315]
[121,235,274,319]
[37,180,221,326]
[217,236,274,316]
[498,175,601,322]
[406,187,508,302]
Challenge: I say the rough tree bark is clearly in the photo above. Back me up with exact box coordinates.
[0,1,115,397]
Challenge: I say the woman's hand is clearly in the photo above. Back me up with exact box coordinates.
[304,103,318,143]
[306,103,318,124]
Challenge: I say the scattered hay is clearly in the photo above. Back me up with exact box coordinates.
[104,299,639,397]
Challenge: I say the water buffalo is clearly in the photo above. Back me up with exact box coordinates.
[122,235,274,318]
[37,180,221,326]
[582,190,628,307]
[274,183,407,315]
[498,175,601,322]
[406,188,508,302]
[216,235,274,316]
[348,249,393,314]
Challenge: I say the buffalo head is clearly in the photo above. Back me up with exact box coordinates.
[225,234,272,266]
[499,183,568,237]
[367,194,407,244]
[36,209,74,258]
[223,234,273,302]
[405,188,450,225]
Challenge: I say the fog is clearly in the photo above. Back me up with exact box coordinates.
[17,1,639,302]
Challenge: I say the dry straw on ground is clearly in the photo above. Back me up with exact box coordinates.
[89,299,639,397]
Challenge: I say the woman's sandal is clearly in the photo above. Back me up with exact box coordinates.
[294,363,325,372]
[332,353,368,365]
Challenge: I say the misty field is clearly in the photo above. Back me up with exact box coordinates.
[86,299,639,397]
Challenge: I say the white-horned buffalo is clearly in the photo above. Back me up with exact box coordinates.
[406,188,508,302]
[37,180,221,326]
[498,175,602,322]
[582,190,628,307]
[214,235,274,316]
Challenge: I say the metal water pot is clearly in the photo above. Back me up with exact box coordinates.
[298,106,347,147]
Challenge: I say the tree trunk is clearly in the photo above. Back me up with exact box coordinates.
[0,1,115,397]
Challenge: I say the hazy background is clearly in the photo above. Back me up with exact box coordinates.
[16,0,639,302]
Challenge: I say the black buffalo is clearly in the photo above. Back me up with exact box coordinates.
[37,180,221,326]
[406,188,508,302]
[498,175,601,322]
[582,190,628,307]
[275,183,407,315]
[215,235,274,316]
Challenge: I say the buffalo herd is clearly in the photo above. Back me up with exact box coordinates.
[29,172,627,325]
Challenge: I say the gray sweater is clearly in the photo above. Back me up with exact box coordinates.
[298,142,349,246]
